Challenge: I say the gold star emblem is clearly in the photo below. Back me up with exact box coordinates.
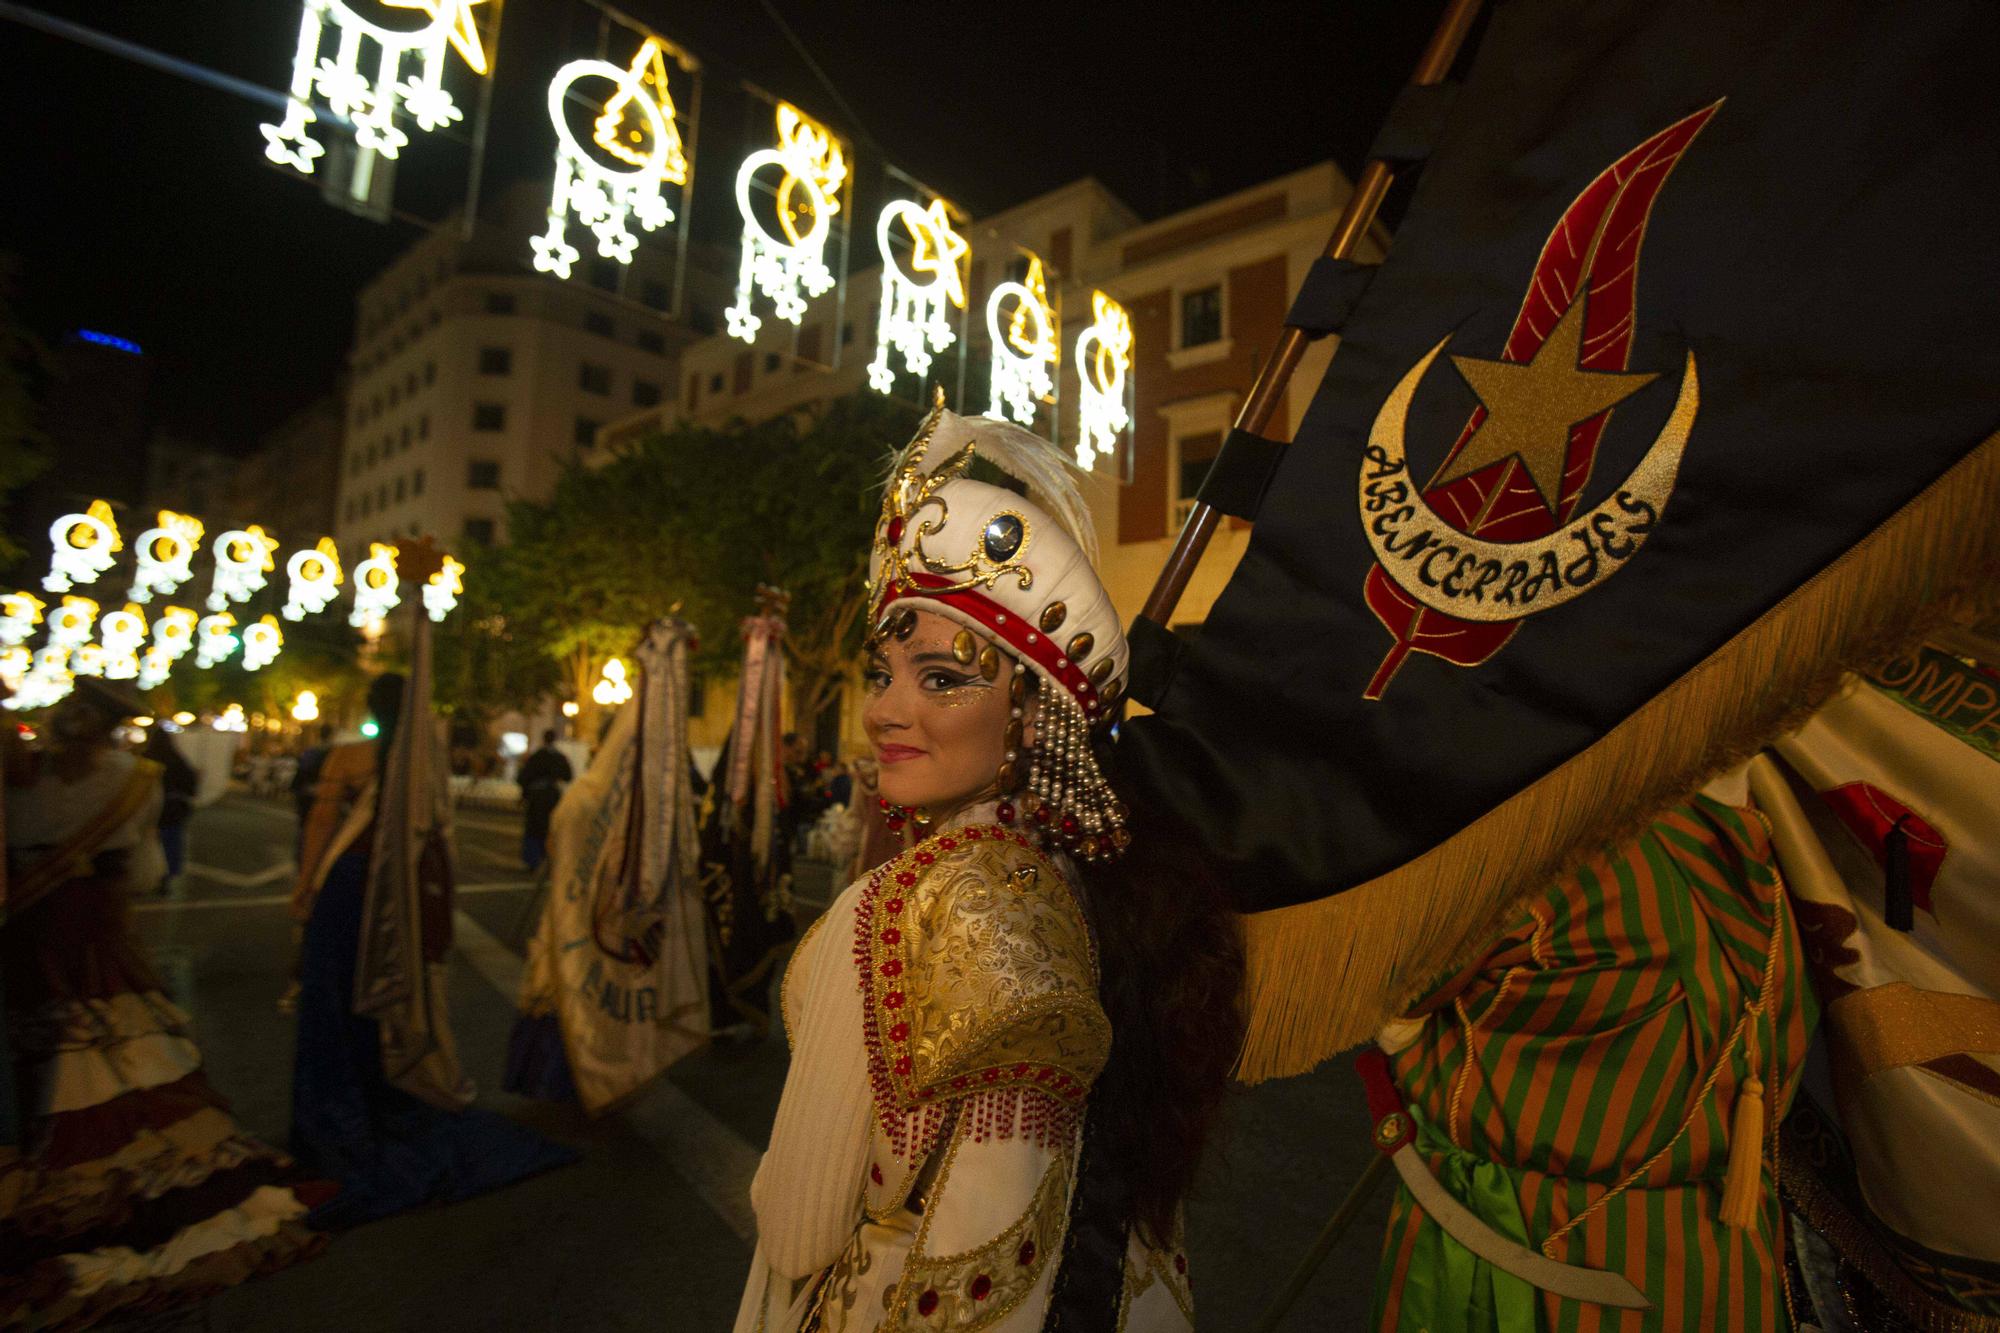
[382,0,491,75]
[905,199,969,308]
[1430,291,1657,512]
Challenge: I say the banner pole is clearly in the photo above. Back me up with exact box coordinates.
[1137,0,1485,627]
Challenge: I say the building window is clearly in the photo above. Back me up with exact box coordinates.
[344,498,355,521]
[632,379,661,407]
[424,360,436,386]
[579,362,612,395]
[840,322,855,346]
[636,329,666,354]
[762,352,781,374]
[399,424,411,449]
[361,493,372,516]
[404,371,418,395]
[478,345,512,376]
[472,402,506,431]
[464,518,496,546]
[640,280,669,311]
[584,311,614,338]
[413,467,425,495]
[376,484,388,508]
[485,291,516,315]
[1179,285,1223,348]
[588,260,620,293]
[708,372,724,394]
[1174,430,1223,522]
[371,394,382,417]
[394,476,407,501]
[574,417,600,447]
[467,459,501,489]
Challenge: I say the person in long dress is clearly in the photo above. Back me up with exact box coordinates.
[288,672,573,1229]
[736,406,1244,1332]
[2,678,327,1328]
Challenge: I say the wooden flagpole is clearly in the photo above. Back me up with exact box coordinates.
[1137,0,1486,627]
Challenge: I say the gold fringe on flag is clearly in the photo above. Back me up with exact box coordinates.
[1235,428,2000,1083]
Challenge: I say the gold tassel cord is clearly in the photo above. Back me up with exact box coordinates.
[1235,428,2000,1083]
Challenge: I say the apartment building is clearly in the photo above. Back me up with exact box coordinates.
[335,183,721,557]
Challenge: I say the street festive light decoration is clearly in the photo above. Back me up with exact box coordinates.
[207,527,281,611]
[350,542,400,627]
[292,690,321,722]
[984,256,1058,426]
[284,537,345,620]
[261,0,493,176]
[47,596,99,652]
[128,510,205,604]
[591,656,633,706]
[151,606,199,664]
[43,501,121,594]
[1073,290,1134,467]
[724,103,847,342]
[423,554,464,622]
[0,647,28,696]
[5,646,74,711]
[136,647,174,691]
[215,703,249,733]
[196,613,241,668]
[98,605,148,680]
[531,35,692,281]
[70,642,107,678]
[867,197,969,394]
[241,615,285,671]
[0,592,44,647]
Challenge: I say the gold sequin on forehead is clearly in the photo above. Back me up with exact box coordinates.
[891,608,918,640]
[1066,632,1094,661]
[951,629,977,664]
[978,645,1001,681]
[1039,602,1067,633]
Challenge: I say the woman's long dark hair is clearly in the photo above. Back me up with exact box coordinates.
[1078,761,1246,1247]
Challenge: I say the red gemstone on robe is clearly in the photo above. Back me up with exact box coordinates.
[969,1275,992,1301]
[885,898,904,914]
[916,1290,939,1316]
[996,802,1016,823]
[888,1022,909,1041]
[1017,1240,1036,1266]
[880,927,901,945]
[870,1164,884,1185]
[887,816,905,831]
[1059,814,1079,837]
[884,991,904,1009]
[1174,1253,1187,1274]
[887,517,905,545]
[880,959,903,977]
[894,1055,912,1075]
[896,871,917,886]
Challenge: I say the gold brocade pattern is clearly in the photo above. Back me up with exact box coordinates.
[857,827,1108,1128]
[1115,1240,1195,1331]
[886,1130,1069,1331]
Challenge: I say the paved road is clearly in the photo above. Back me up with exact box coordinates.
[114,794,1388,1331]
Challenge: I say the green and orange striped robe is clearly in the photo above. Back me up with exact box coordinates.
[1371,795,1816,1333]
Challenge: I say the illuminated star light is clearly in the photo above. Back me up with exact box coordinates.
[1074,291,1134,467]
[129,510,205,604]
[530,37,689,282]
[423,555,464,622]
[5,646,75,711]
[44,500,121,594]
[98,605,148,681]
[0,592,45,647]
[867,197,969,394]
[47,596,99,652]
[152,606,199,663]
[350,542,401,627]
[196,612,241,668]
[260,0,491,177]
[284,537,345,620]
[207,527,280,612]
[724,104,846,342]
[983,256,1058,427]
[241,616,285,671]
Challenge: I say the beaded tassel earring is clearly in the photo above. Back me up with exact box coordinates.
[1018,677,1128,862]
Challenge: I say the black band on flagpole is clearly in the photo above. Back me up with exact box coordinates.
[1126,615,1183,711]
[1284,256,1378,339]
[1366,80,1460,165]
[1197,428,1288,520]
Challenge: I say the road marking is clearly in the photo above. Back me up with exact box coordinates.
[450,909,762,1242]
[131,880,536,912]
[185,860,298,889]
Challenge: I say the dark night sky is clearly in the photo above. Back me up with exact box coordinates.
[0,2,1442,448]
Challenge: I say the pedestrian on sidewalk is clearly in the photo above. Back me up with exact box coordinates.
[516,728,572,872]
[142,723,196,892]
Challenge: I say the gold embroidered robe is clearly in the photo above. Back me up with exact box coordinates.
[734,817,1194,1333]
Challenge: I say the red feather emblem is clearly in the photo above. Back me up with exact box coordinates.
[1362,103,1721,699]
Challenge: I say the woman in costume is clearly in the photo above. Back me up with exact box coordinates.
[3,678,326,1329]
[289,672,572,1229]
[735,405,1244,1332]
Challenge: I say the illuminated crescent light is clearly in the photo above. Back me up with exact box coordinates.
[152,606,199,663]
[0,592,45,647]
[47,596,100,651]
[983,256,1057,426]
[591,656,633,706]
[129,510,205,604]
[196,612,241,668]
[241,615,285,671]
[423,554,464,622]
[98,605,148,681]
[723,103,846,342]
[350,542,401,626]
[866,197,969,394]
[136,647,174,691]
[0,646,28,696]
[207,526,281,611]
[44,500,121,594]
[284,537,345,620]
[5,645,75,711]
[261,0,492,176]
[1073,291,1134,467]
[530,37,690,281]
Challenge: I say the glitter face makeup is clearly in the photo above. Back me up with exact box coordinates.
[863,609,1031,817]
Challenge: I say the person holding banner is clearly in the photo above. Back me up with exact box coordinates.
[735,404,1242,1333]
[2,678,326,1328]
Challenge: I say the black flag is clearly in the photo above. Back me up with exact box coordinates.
[1118,0,2000,1079]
